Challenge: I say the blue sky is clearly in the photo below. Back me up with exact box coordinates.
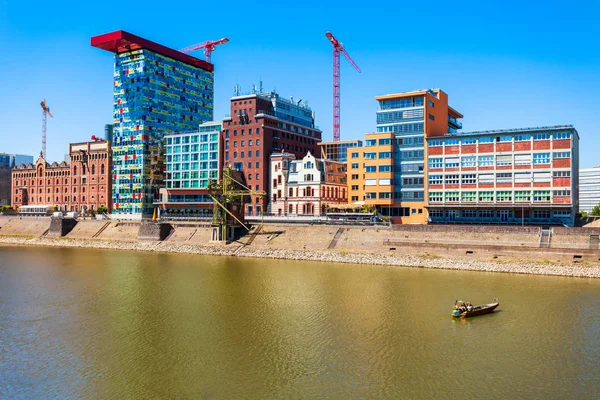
[1,0,599,167]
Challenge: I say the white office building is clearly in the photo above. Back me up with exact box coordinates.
[579,166,600,213]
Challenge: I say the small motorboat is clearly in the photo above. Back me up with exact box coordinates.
[452,300,499,318]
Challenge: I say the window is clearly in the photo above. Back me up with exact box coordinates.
[428,100,434,107]
[515,154,532,165]
[379,192,392,199]
[445,157,459,168]
[351,163,359,169]
[364,152,376,159]
[478,137,494,143]
[91,165,95,175]
[428,114,435,120]
[461,156,476,167]
[461,192,476,202]
[478,191,494,202]
[553,152,570,159]
[533,133,550,140]
[379,138,392,145]
[496,191,512,202]
[533,190,551,202]
[533,153,550,164]
[496,154,512,167]
[478,173,494,184]
[461,174,476,184]
[553,132,571,140]
[461,210,478,218]
[365,166,376,173]
[379,165,392,172]
[498,136,512,142]
[351,196,359,201]
[429,158,443,169]
[429,140,442,147]
[445,139,459,146]
[351,174,359,180]
[480,210,495,218]
[461,138,477,145]
[496,172,512,184]
[514,135,531,142]
[429,192,443,202]
[478,155,494,167]
[379,152,392,159]
[533,171,551,183]
[365,139,377,146]
[445,192,459,202]
[553,190,571,197]
[514,191,531,202]
[351,152,359,158]
[365,179,376,186]
[444,174,459,185]
[429,175,442,185]
[351,185,359,190]
[553,171,570,177]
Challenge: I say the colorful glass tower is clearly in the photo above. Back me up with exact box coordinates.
[92,31,214,217]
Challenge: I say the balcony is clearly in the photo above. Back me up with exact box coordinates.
[448,115,463,130]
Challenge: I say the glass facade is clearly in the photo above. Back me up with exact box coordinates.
[377,95,425,202]
[579,167,600,213]
[164,123,221,190]
[319,140,363,163]
[111,49,214,215]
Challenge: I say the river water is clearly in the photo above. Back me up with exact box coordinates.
[0,245,599,399]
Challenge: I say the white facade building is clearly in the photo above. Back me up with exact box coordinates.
[269,151,347,216]
[579,166,600,213]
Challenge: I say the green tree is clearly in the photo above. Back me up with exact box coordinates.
[97,205,108,214]
[591,204,600,217]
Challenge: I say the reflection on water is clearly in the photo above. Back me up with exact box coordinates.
[0,246,599,399]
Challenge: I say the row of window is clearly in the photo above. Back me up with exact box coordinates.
[429,210,571,219]
[429,132,572,146]
[429,190,568,203]
[429,152,571,169]
[429,170,571,185]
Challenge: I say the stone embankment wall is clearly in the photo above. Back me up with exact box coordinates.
[1,217,600,268]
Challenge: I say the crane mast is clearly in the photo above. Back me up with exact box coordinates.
[40,99,53,159]
[325,32,361,142]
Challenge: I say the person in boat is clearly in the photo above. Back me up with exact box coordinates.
[467,302,473,312]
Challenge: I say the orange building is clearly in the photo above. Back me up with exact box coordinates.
[348,89,463,224]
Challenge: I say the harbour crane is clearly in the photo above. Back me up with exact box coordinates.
[325,32,361,142]
[40,99,53,159]
[180,38,229,63]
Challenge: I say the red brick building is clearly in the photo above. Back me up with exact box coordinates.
[12,140,112,213]
[222,90,322,216]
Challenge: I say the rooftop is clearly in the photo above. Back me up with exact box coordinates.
[375,88,441,101]
[446,125,578,138]
[91,30,214,72]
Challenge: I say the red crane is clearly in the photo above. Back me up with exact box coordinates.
[40,99,53,159]
[180,38,229,63]
[325,32,361,142]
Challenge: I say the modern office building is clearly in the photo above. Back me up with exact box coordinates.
[104,124,114,143]
[11,140,112,213]
[348,89,463,224]
[318,139,363,162]
[269,151,347,215]
[426,125,579,226]
[222,89,322,216]
[0,153,34,168]
[92,30,215,217]
[579,166,600,213]
[156,121,221,218]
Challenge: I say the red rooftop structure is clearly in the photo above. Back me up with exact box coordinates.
[90,30,214,72]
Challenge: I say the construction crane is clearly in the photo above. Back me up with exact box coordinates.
[208,166,266,242]
[40,99,53,159]
[325,32,361,142]
[180,38,229,63]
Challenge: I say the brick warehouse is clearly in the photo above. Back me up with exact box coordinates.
[12,140,112,213]
[222,89,322,216]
